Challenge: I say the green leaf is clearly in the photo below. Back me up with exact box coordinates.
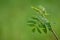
[40,22,46,29]
[38,24,43,28]
[42,28,47,33]
[37,27,41,33]
[38,22,46,28]
[32,28,35,32]
[31,17,39,21]
[28,23,35,27]
[46,22,52,31]
[31,6,40,13]
[38,24,41,27]
[27,20,36,24]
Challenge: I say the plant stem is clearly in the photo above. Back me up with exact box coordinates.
[51,29,58,40]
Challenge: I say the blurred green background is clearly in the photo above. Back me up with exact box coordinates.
[0,0,60,40]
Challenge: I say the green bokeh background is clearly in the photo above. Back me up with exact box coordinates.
[0,0,60,40]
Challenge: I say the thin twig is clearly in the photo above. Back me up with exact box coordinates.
[51,29,58,40]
